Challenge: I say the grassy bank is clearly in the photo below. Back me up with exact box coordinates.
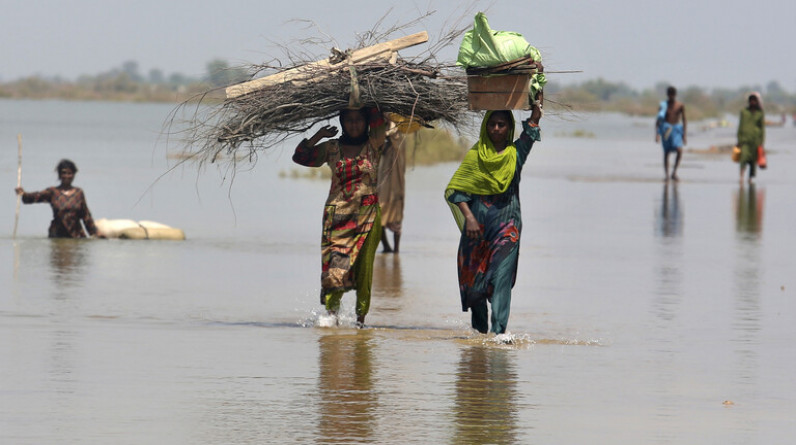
[5,71,795,119]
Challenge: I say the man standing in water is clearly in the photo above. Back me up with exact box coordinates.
[655,86,687,181]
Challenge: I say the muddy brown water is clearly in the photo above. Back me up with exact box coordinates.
[2,100,794,444]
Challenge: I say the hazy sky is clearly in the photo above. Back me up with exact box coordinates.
[2,0,794,91]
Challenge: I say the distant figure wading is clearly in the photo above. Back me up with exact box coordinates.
[736,92,765,184]
[655,86,687,181]
[15,159,104,238]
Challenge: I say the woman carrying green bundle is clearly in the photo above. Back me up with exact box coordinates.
[445,101,542,334]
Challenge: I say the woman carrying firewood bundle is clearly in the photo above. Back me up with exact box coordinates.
[293,107,387,327]
[444,99,543,335]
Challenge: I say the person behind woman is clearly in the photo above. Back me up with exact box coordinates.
[377,125,406,253]
[737,92,765,184]
[445,102,542,334]
[293,107,386,326]
[15,159,102,238]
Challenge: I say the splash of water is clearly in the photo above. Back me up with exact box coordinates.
[302,307,361,329]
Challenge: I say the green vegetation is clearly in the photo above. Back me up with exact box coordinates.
[404,127,472,165]
[546,79,796,119]
[554,129,595,138]
[3,59,795,120]
[0,59,247,102]
[279,165,331,180]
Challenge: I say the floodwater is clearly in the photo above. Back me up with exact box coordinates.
[1,99,795,444]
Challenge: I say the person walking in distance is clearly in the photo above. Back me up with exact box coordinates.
[655,86,687,181]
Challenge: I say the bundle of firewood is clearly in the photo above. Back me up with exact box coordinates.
[170,31,472,167]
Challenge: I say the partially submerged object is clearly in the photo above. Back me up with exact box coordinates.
[95,218,186,240]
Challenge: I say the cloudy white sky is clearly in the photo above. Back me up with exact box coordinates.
[2,0,794,91]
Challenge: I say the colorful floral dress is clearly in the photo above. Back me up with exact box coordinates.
[293,126,385,311]
[446,119,539,334]
[22,187,98,238]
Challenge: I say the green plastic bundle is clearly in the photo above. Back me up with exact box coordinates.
[457,12,547,98]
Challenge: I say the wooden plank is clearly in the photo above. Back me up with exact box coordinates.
[225,31,429,98]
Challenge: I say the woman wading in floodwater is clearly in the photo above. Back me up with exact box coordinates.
[293,107,386,327]
[15,159,103,238]
[445,100,542,335]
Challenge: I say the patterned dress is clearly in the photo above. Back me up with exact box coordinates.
[22,187,98,238]
[293,128,385,312]
[447,120,539,334]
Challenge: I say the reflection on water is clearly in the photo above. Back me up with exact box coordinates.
[372,254,406,321]
[649,184,686,432]
[373,253,403,298]
[317,331,377,443]
[732,185,764,390]
[47,328,78,415]
[653,184,683,321]
[734,184,764,237]
[48,239,88,297]
[12,241,21,281]
[655,183,682,239]
[452,347,519,445]
[46,241,84,410]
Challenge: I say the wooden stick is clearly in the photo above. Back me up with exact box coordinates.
[225,31,429,99]
[13,134,22,239]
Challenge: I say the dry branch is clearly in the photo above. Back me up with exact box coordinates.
[225,31,430,98]
[164,9,572,172]
[170,44,470,168]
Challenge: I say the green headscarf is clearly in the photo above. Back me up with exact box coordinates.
[445,110,517,230]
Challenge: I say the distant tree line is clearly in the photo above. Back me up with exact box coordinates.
[2,60,795,120]
[0,59,249,102]
[546,78,796,120]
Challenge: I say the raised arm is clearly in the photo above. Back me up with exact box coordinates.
[367,108,387,150]
[515,97,543,164]
[293,125,338,167]
[19,187,54,204]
